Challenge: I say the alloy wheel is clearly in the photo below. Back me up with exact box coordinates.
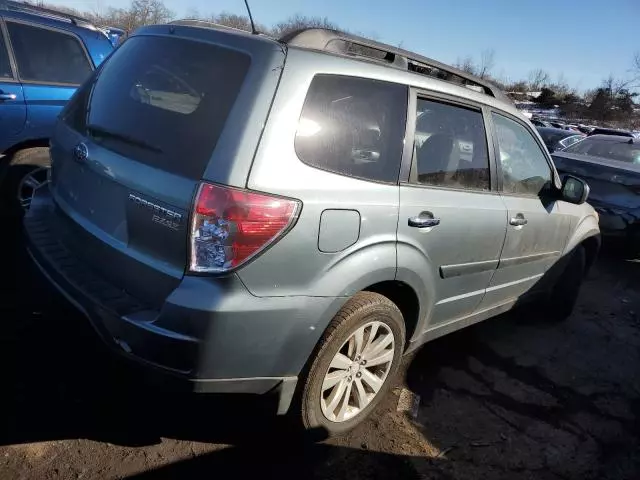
[17,167,49,211]
[320,321,395,423]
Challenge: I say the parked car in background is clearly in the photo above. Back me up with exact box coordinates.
[576,124,594,135]
[25,22,600,436]
[536,126,584,152]
[587,127,635,138]
[101,26,125,47]
[552,135,640,254]
[531,118,551,128]
[0,0,113,213]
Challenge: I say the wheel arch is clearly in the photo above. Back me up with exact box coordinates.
[564,213,600,272]
[581,234,600,276]
[2,138,50,162]
[363,280,421,348]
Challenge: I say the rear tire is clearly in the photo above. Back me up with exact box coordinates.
[626,230,640,260]
[546,245,586,322]
[0,147,50,216]
[297,292,405,436]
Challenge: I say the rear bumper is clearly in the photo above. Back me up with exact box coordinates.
[25,188,345,413]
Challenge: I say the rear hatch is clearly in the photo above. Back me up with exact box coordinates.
[48,26,285,307]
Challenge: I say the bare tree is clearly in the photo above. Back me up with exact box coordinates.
[131,0,174,27]
[601,74,632,97]
[454,50,494,78]
[455,56,477,75]
[505,80,528,93]
[477,49,495,79]
[528,69,550,91]
[84,0,174,31]
[271,14,341,38]
[211,12,253,31]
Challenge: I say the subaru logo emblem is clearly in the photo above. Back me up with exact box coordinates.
[73,143,89,163]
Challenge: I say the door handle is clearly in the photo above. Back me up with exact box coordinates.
[0,93,17,101]
[509,214,528,227]
[408,212,441,228]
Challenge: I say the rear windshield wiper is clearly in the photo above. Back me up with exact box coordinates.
[87,124,162,154]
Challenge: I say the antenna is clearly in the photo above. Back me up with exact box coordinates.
[243,0,258,35]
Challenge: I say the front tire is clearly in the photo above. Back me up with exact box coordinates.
[546,245,586,321]
[298,292,405,436]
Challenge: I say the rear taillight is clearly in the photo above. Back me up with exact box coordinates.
[190,183,301,273]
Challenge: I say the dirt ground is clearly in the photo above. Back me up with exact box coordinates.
[1,224,639,480]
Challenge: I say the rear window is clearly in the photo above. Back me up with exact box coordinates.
[83,36,250,178]
[295,75,407,183]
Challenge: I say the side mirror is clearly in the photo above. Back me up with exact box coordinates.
[561,175,589,204]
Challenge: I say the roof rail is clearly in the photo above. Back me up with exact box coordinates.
[169,19,253,35]
[0,0,94,27]
[280,28,510,104]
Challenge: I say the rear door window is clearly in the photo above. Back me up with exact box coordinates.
[412,99,490,191]
[295,75,407,183]
[84,36,251,179]
[6,21,92,84]
[0,27,12,79]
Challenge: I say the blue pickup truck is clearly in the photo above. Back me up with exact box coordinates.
[0,1,113,212]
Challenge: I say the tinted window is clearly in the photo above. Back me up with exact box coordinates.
[7,22,91,84]
[493,113,552,196]
[412,99,490,191]
[295,75,407,183]
[86,36,250,179]
[564,137,640,164]
[0,30,12,79]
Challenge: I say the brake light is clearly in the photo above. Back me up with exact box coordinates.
[190,183,301,273]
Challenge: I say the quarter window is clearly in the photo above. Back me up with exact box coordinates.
[412,98,490,191]
[493,113,552,196]
[295,75,407,184]
[0,29,11,79]
[7,22,92,84]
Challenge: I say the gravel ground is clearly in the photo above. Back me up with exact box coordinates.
[1,223,639,480]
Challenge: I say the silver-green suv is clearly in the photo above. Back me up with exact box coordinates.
[24,22,600,435]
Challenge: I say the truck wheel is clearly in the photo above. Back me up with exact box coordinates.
[546,245,586,321]
[0,147,50,215]
[298,292,405,436]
